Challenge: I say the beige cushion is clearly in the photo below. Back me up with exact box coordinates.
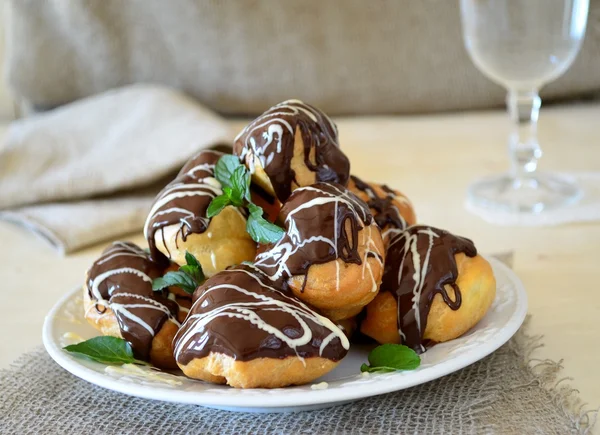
[5,0,600,115]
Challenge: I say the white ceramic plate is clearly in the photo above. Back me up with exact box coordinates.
[43,257,527,413]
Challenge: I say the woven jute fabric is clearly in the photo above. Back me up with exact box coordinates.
[6,0,600,116]
[1,322,597,434]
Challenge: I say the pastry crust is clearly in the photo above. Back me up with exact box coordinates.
[348,177,417,236]
[243,127,318,199]
[360,253,496,345]
[83,287,180,369]
[287,221,385,321]
[337,316,358,339]
[234,100,350,203]
[153,205,256,275]
[178,352,339,388]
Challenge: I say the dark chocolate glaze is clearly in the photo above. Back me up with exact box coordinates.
[254,183,377,289]
[86,242,180,360]
[233,100,350,202]
[144,150,224,264]
[173,265,349,364]
[382,226,477,353]
[350,175,409,231]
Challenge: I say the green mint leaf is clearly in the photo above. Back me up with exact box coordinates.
[151,276,170,291]
[247,202,264,217]
[246,204,285,244]
[206,194,231,218]
[180,265,202,283]
[230,166,250,206]
[184,251,201,269]
[152,252,204,294]
[244,179,252,202]
[361,344,421,373]
[223,186,244,207]
[360,365,399,373]
[63,336,147,365]
[229,190,244,207]
[215,155,243,189]
[182,251,205,283]
[152,271,197,294]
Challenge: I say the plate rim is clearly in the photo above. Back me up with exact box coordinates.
[43,257,528,409]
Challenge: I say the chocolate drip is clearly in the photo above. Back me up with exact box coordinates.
[254,183,376,288]
[350,175,408,231]
[86,242,179,360]
[144,150,224,263]
[233,100,350,202]
[382,226,477,353]
[173,265,349,364]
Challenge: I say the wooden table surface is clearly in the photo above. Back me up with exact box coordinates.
[1,103,599,417]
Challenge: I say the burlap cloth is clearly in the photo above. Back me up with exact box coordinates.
[0,320,597,434]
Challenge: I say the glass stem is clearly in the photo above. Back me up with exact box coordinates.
[506,89,542,184]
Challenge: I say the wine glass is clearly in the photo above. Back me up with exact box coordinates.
[460,0,589,213]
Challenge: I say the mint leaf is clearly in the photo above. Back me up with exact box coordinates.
[152,251,205,294]
[223,186,244,207]
[360,364,400,373]
[230,166,250,205]
[211,154,282,244]
[247,202,264,217]
[180,265,203,283]
[360,344,420,373]
[152,271,197,294]
[246,203,285,244]
[215,155,243,188]
[63,336,147,365]
[181,251,205,283]
[185,251,201,269]
[207,194,231,218]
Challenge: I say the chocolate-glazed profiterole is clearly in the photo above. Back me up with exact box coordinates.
[144,150,256,275]
[255,182,385,321]
[349,175,416,236]
[83,242,182,369]
[174,265,349,388]
[360,226,496,352]
[233,100,351,203]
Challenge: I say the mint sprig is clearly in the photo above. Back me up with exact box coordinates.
[208,155,284,244]
[152,251,205,294]
[64,336,148,366]
[360,344,421,373]
[214,154,241,189]
[247,203,284,244]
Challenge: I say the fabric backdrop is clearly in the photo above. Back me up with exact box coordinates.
[5,0,600,116]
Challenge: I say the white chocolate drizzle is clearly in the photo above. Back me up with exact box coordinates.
[174,266,349,365]
[254,183,381,295]
[87,242,181,349]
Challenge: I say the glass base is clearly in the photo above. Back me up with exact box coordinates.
[468,172,582,214]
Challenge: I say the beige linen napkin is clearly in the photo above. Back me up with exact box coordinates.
[0,85,233,253]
